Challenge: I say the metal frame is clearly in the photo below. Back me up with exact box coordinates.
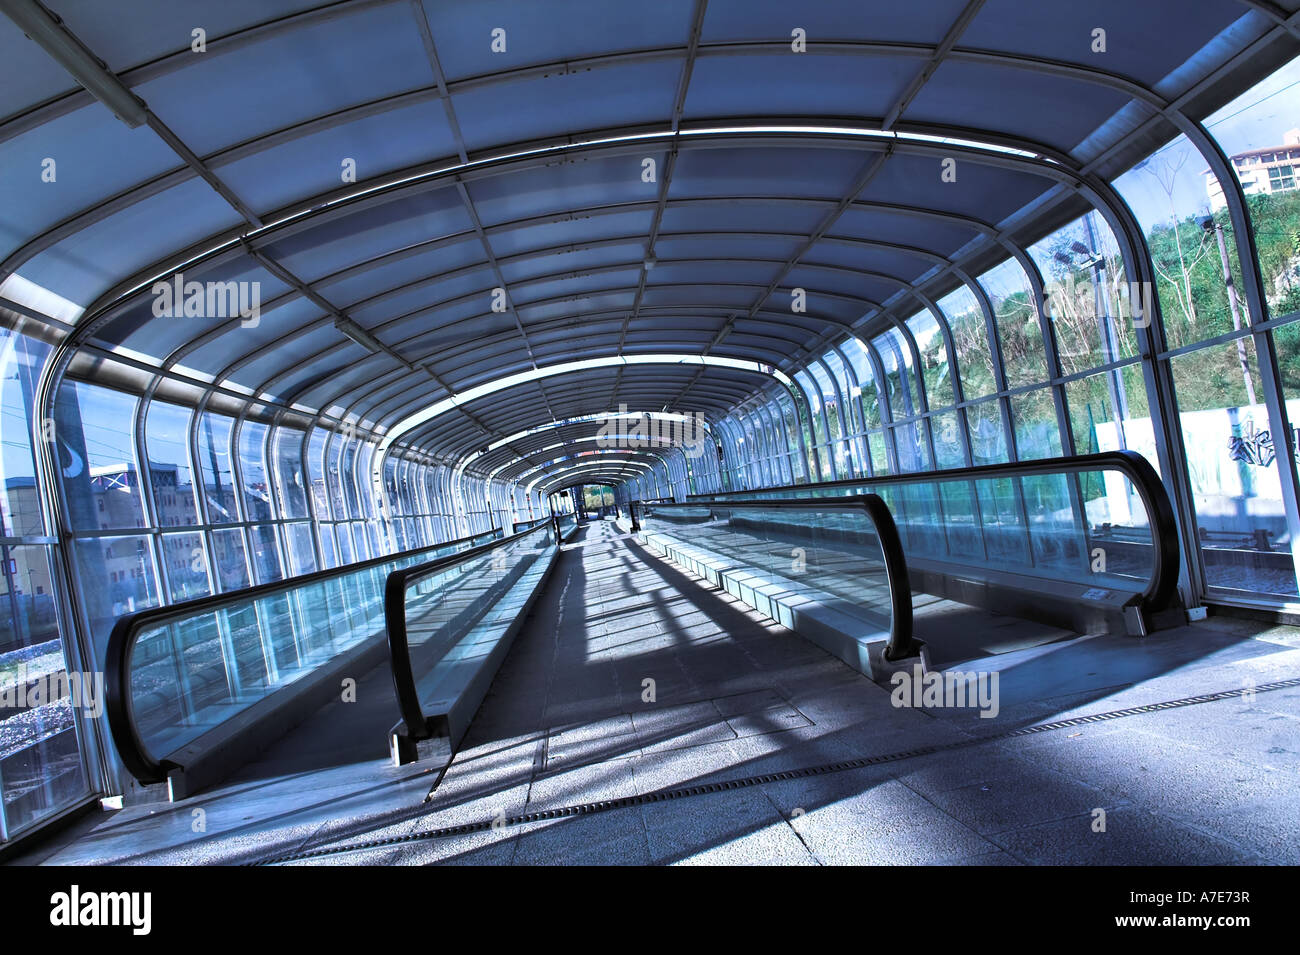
[6,0,1300,845]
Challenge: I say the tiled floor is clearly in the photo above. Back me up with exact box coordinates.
[14,520,1300,866]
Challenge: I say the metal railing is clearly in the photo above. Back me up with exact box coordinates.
[511,515,552,534]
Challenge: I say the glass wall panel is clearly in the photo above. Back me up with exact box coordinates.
[273,428,309,520]
[795,370,826,446]
[906,310,954,408]
[339,440,360,520]
[1065,366,1156,468]
[197,413,240,524]
[1113,112,1298,600]
[0,328,91,840]
[308,430,330,520]
[1029,212,1138,376]
[57,382,145,531]
[777,392,808,482]
[763,400,794,485]
[144,401,199,529]
[809,363,843,442]
[824,349,866,476]
[357,443,377,523]
[1,707,86,835]
[74,535,160,658]
[1171,338,1296,596]
[793,372,831,480]
[874,327,921,422]
[868,432,890,474]
[284,522,317,575]
[892,419,931,473]
[1010,389,1062,460]
[1,335,48,542]
[930,411,965,469]
[397,458,418,517]
[810,362,847,478]
[935,288,995,400]
[978,259,1049,387]
[1204,56,1300,326]
[318,522,338,570]
[161,531,209,602]
[1114,151,1245,353]
[352,521,373,560]
[238,422,273,524]
[843,338,885,428]
[248,524,282,584]
[335,522,355,565]
[966,398,1008,466]
[212,527,251,592]
[327,435,348,520]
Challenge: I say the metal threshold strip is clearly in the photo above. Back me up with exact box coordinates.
[248,675,1300,866]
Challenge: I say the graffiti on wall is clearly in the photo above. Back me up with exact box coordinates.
[1226,418,1300,468]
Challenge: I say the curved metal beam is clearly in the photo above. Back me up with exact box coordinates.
[385,361,778,458]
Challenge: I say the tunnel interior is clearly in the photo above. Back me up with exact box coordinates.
[2,0,1300,864]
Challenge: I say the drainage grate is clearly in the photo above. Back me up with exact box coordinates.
[248,675,1300,865]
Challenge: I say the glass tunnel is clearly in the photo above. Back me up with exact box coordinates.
[1,0,1299,871]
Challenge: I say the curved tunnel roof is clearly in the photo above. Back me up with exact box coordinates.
[3,0,1297,488]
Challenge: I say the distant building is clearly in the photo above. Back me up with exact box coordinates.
[1207,128,1300,211]
[2,460,209,616]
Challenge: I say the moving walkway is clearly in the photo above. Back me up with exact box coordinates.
[666,451,1182,638]
[630,495,917,679]
[102,451,1174,802]
[105,517,559,800]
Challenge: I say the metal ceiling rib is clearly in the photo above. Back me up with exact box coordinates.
[214,189,994,398]
[82,133,1058,425]
[395,362,767,461]
[508,447,678,487]
[466,414,715,477]
[3,0,1297,494]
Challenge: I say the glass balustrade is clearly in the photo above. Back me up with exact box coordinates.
[682,452,1177,613]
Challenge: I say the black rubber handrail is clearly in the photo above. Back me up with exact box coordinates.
[687,450,1179,614]
[106,524,503,783]
[386,520,555,741]
[632,494,917,660]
